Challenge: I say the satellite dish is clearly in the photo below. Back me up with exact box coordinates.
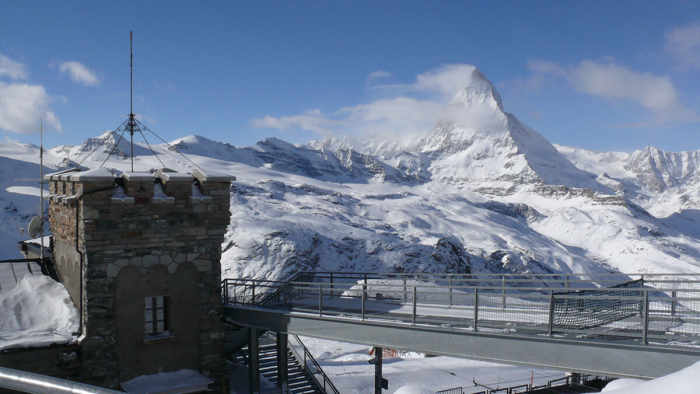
[28,216,44,239]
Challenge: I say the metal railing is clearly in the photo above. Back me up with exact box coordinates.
[0,366,122,394]
[223,272,700,347]
[289,335,340,394]
[436,374,613,394]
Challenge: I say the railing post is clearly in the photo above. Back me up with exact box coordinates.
[642,289,649,345]
[548,290,554,336]
[362,284,367,320]
[474,288,479,332]
[412,286,417,325]
[251,281,256,305]
[671,290,677,316]
[502,275,506,308]
[319,283,323,316]
[448,275,453,306]
[282,283,288,309]
[330,272,334,299]
[403,277,407,303]
[565,275,569,289]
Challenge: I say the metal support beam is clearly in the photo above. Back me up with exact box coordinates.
[373,347,383,394]
[248,328,260,394]
[276,332,289,393]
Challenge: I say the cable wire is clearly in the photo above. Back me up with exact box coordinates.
[99,127,128,169]
[137,120,202,169]
[78,118,129,166]
[138,130,166,168]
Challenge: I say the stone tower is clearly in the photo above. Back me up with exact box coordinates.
[45,167,233,389]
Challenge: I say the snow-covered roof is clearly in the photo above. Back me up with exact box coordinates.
[0,265,78,351]
[121,369,213,394]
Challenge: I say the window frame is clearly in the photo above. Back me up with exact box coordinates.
[144,295,171,338]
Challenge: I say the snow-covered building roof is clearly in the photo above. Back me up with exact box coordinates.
[0,263,78,351]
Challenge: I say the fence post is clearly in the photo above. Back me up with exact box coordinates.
[548,290,554,336]
[474,288,479,332]
[403,277,407,303]
[412,286,417,325]
[642,290,649,345]
[502,275,506,308]
[565,275,570,289]
[671,290,677,316]
[251,281,256,305]
[362,284,367,320]
[449,275,453,306]
[319,283,323,316]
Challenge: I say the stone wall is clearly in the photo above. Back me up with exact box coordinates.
[44,168,233,389]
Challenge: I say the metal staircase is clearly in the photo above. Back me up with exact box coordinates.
[234,334,338,394]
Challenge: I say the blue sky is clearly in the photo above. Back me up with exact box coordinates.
[1,1,700,152]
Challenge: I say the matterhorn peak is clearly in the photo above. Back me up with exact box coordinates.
[449,67,504,111]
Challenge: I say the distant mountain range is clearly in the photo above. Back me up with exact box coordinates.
[2,66,700,281]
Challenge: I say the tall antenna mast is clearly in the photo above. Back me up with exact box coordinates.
[39,118,44,261]
[129,31,134,172]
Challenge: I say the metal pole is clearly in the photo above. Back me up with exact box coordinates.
[39,119,44,262]
[373,347,383,394]
[671,291,677,316]
[474,288,479,331]
[403,277,407,302]
[330,272,334,298]
[502,275,506,308]
[642,290,649,345]
[362,284,367,320]
[276,332,288,393]
[565,275,569,289]
[448,275,453,306]
[548,290,555,336]
[129,31,134,172]
[248,328,260,394]
[0,366,123,394]
[251,281,255,305]
[412,286,417,325]
[318,283,323,316]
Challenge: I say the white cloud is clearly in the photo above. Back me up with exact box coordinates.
[58,61,101,86]
[525,59,696,123]
[0,54,29,80]
[0,82,62,134]
[251,65,474,142]
[366,70,392,86]
[665,21,700,69]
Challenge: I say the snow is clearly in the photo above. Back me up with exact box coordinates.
[297,336,567,394]
[121,369,212,394]
[600,361,700,394]
[0,275,78,351]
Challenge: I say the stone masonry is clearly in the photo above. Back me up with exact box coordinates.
[45,167,234,389]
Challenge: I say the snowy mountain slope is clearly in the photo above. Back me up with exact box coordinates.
[1,66,700,284]
[416,68,607,195]
[555,144,700,217]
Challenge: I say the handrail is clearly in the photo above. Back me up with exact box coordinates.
[290,335,340,394]
[0,366,122,394]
